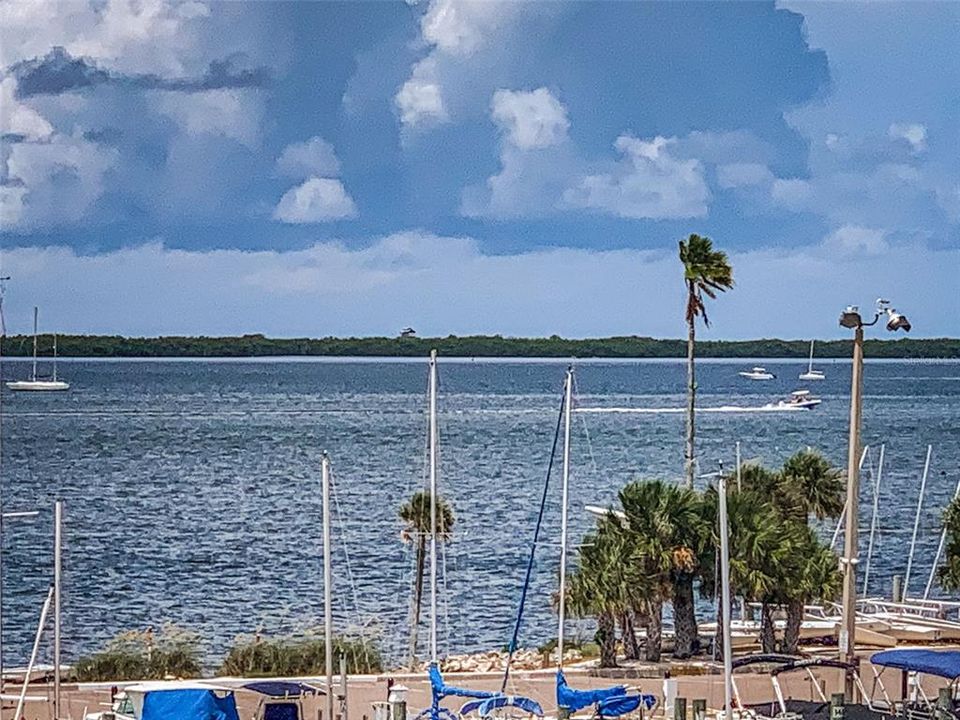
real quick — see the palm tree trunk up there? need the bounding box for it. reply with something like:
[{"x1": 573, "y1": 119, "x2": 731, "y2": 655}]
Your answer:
[
  {"x1": 672, "y1": 573, "x2": 699, "y2": 658},
  {"x1": 645, "y1": 598, "x2": 663, "y2": 662},
  {"x1": 684, "y1": 303, "x2": 696, "y2": 488},
  {"x1": 782, "y1": 598, "x2": 803, "y2": 654},
  {"x1": 621, "y1": 611, "x2": 640, "y2": 660},
  {"x1": 598, "y1": 611, "x2": 617, "y2": 668},
  {"x1": 760, "y1": 602, "x2": 777, "y2": 654},
  {"x1": 407, "y1": 534, "x2": 426, "y2": 669}
]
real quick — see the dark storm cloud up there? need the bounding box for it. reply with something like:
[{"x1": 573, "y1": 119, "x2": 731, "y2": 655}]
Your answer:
[{"x1": 10, "y1": 47, "x2": 270, "y2": 98}]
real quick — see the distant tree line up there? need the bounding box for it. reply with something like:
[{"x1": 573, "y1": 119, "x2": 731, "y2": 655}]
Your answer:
[{"x1": 3, "y1": 333, "x2": 959, "y2": 359}]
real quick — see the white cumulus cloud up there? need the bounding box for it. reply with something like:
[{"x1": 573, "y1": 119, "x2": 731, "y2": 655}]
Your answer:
[
  {"x1": 821, "y1": 225, "x2": 889, "y2": 256},
  {"x1": 888, "y1": 122, "x2": 927, "y2": 154},
  {"x1": 276, "y1": 137, "x2": 341, "y2": 179},
  {"x1": 273, "y1": 177, "x2": 357, "y2": 224},
  {"x1": 394, "y1": 0, "x2": 524, "y2": 129},
  {"x1": 0, "y1": 77, "x2": 53, "y2": 141},
  {"x1": 564, "y1": 135, "x2": 710, "y2": 219},
  {"x1": 491, "y1": 88, "x2": 568, "y2": 150},
  {"x1": 394, "y1": 58, "x2": 448, "y2": 127}
]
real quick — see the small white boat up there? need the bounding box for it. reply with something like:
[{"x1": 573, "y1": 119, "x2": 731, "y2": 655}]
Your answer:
[
  {"x1": 798, "y1": 339, "x2": 825, "y2": 381},
  {"x1": 739, "y1": 366, "x2": 775, "y2": 380},
  {"x1": 765, "y1": 389, "x2": 821, "y2": 410},
  {"x1": 6, "y1": 307, "x2": 69, "y2": 392}
]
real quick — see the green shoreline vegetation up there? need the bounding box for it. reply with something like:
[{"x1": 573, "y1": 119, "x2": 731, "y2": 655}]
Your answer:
[{"x1": 4, "y1": 333, "x2": 960, "y2": 359}]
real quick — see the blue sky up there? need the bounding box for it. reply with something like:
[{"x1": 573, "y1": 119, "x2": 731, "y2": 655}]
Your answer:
[{"x1": 0, "y1": 0, "x2": 957, "y2": 339}]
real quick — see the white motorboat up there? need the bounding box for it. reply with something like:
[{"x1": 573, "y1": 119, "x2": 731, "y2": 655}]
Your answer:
[
  {"x1": 738, "y1": 366, "x2": 775, "y2": 380},
  {"x1": 798, "y1": 339, "x2": 825, "y2": 381},
  {"x1": 6, "y1": 307, "x2": 69, "y2": 391},
  {"x1": 765, "y1": 389, "x2": 821, "y2": 410}
]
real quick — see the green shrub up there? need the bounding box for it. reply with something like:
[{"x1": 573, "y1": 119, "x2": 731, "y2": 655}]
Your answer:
[
  {"x1": 220, "y1": 630, "x2": 382, "y2": 676},
  {"x1": 73, "y1": 625, "x2": 202, "y2": 682}
]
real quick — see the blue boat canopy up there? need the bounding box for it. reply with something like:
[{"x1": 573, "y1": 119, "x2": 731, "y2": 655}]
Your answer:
[
  {"x1": 428, "y1": 664, "x2": 496, "y2": 701},
  {"x1": 142, "y1": 689, "x2": 240, "y2": 720},
  {"x1": 243, "y1": 681, "x2": 322, "y2": 697},
  {"x1": 871, "y1": 650, "x2": 960, "y2": 680},
  {"x1": 556, "y1": 671, "x2": 626, "y2": 712}
]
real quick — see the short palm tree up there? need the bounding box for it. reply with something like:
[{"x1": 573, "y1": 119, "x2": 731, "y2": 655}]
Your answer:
[
  {"x1": 679, "y1": 234, "x2": 733, "y2": 488},
  {"x1": 619, "y1": 479, "x2": 707, "y2": 659},
  {"x1": 565, "y1": 518, "x2": 644, "y2": 668},
  {"x1": 701, "y1": 485, "x2": 795, "y2": 655},
  {"x1": 399, "y1": 490, "x2": 454, "y2": 668},
  {"x1": 937, "y1": 497, "x2": 960, "y2": 592},
  {"x1": 778, "y1": 450, "x2": 844, "y2": 651}
]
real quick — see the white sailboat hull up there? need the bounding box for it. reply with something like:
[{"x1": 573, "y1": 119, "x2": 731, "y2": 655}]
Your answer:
[
  {"x1": 739, "y1": 372, "x2": 775, "y2": 380},
  {"x1": 6, "y1": 380, "x2": 70, "y2": 391},
  {"x1": 798, "y1": 371, "x2": 825, "y2": 381}
]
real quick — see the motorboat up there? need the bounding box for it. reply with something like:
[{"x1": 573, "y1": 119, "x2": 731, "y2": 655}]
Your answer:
[
  {"x1": 798, "y1": 340, "x2": 826, "y2": 381},
  {"x1": 739, "y1": 367, "x2": 776, "y2": 380},
  {"x1": 6, "y1": 306, "x2": 69, "y2": 391},
  {"x1": 764, "y1": 390, "x2": 821, "y2": 410}
]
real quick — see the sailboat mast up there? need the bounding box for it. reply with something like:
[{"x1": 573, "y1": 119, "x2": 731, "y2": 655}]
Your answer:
[
  {"x1": 53, "y1": 334, "x2": 57, "y2": 382},
  {"x1": 808, "y1": 339, "x2": 815, "y2": 373},
  {"x1": 428, "y1": 349, "x2": 438, "y2": 664},
  {"x1": 321, "y1": 453, "x2": 334, "y2": 720},
  {"x1": 31, "y1": 306, "x2": 38, "y2": 382},
  {"x1": 557, "y1": 367, "x2": 573, "y2": 665}
]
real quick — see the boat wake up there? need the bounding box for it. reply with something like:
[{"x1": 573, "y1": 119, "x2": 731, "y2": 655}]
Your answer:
[{"x1": 576, "y1": 404, "x2": 810, "y2": 414}]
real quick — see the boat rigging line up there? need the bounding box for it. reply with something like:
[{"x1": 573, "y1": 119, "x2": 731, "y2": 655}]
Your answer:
[{"x1": 499, "y1": 371, "x2": 566, "y2": 692}]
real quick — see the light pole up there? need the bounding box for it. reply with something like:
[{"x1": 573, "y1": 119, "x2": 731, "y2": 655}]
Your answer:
[{"x1": 838, "y1": 300, "x2": 911, "y2": 700}]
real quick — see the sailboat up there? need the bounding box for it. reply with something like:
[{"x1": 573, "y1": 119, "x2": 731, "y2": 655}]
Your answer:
[
  {"x1": 414, "y1": 350, "x2": 542, "y2": 720},
  {"x1": 798, "y1": 340, "x2": 825, "y2": 381},
  {"x1": 6, "y1": 307, "x2": 69, "y2": 391},
  {"x1": 555, "y1": 368, "x2": 655, "y2": 718}
]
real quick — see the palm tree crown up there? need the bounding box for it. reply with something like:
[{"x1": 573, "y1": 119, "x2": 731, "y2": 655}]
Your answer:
[
  {"x1": 679, "y1": 234, "x2": 734, "y2": 327},
  {"x1": 399, "y1": 490, "x2": 455, "y2": 542}
]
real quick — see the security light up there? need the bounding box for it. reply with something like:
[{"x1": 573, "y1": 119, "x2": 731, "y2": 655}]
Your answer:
[
  {"x1": 839, "y1": 306, "x2": 862, "y2": 329},
  {"x1": 885, "y1": 308, "x2": 911, "y2": 332}
]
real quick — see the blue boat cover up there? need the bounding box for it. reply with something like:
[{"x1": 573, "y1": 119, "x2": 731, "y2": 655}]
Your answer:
[
  {"x1": 243, "y1": 681, "x2": 320, "y2": 697},
  {"x1": 598, "y1": 694, "x2": 657, "y2": 718},
  {"x1": 477, "y1": 696, "x2": 544, "y2": 718},
  {"x1": 429, "y1": 664, "x2": 496, "y2": 700},
  {"x1": 142, "y1": 690, "x2": 240, "y2": 720},
  {"x1": 556, "y1": 671, "x2": 627, "y2": 712},
  {"x1": 871, "y1": 650, "x2": 960, "y2": 680}
]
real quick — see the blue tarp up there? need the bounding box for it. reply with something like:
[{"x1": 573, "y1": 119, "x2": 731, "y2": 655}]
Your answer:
[
  {"x1": 598, "y1": 694, "x2": 656, "y2": 718},
  {"x1": 142, "y1": 690, "x2": 240, "y2": 720},
  {"x1": 556, "y1": 670, "x2": 627, "y2": 712},
  {"x1": 871, "y1": 649, "x2": 960, "y2": 680},
  {"x1": 476, "y1": 696, "x2": 544, "y2": 718},
  {"x1": 429, "y1": 664, "x2": 496, "y2": 700}
]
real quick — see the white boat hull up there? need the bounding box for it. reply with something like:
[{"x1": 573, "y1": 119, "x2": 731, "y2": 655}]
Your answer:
[
  {"x1": 739, "y1": 373, "x2": 775, "y2": 380},
  {"x1": 798, "y1": 371, "x2": 825, "y2": 381},
  {"x1": 6, "y1": 380, "x2": 70, "y2": 391}
]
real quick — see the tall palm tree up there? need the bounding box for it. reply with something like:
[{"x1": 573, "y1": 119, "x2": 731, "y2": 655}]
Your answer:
[
  {"x1": 937, "y1": 496, "x2": 960, "y2": 592},
  {"x1": 678, "y1": 234, "x2": 734, "y2": 488},
  {"x1": 619, "y1": 480, "x2": 707, "y2": 659},
  {"x1": 399, "y1": 490, "x2": 454, "y2": 668}
]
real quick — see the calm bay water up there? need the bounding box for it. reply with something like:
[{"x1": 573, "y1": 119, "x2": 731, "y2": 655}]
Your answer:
[{"x1": 1, "y1": 357, "x2": 958, "y2": 668}]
